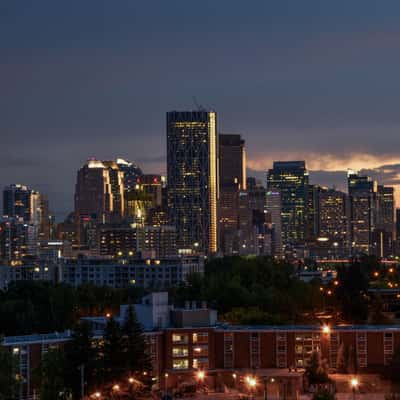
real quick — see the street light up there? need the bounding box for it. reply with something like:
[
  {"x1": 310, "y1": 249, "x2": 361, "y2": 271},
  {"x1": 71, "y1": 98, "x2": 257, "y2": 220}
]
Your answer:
[
  {"x1": 196, "y1": 370, "x2": 205, "y2": 381},
  {"x1": 322, "y1": 325, "x2": 331, "y2": 335},
  {"x1": 351, "y1": 378, "x2": 359, "y2": 400},
  {"x1": 245, "y1": 376, "x2": 257, "y2": 400},
  {"x1": 112, "y1": 384, "x2": 120, "y2": 391}
]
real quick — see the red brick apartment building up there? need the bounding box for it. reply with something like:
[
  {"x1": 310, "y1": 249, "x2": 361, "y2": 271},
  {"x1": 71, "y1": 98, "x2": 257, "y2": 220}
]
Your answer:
[{"x1": 3, "y1": 293, "x2": 400, "y2": 399}]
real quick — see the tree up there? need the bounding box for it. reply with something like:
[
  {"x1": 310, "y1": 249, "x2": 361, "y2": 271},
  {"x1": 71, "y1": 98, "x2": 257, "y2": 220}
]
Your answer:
[
  {"x1": 38, "y1": 348, "x2": 71, "y2": 400},
  {"x1": 305, "y1": 351, "x2": 330, "y2": 384},
  {"x1": 347, "y1": 345, "x2": 357, "y2": 374},
  {"x1": 0, "y1": 342, "x2": 19, "y2": 400},
  {"x1": 336, "y1": 342, "x2": 347, "y2": 373},
  {"x1": 369, "y1": 295, "x2": 391, "y2": 324},
  {"x1": 65, "y1": 321, "x2": 96, "y2": 398},
  {"x1": 122, "y1": 305, "x2": 152, "y2": 374},
  {"x1": 335, "y1": 262, "x2": 369, "y2": 323},
  {"x1": 313, "y1": 389, "x2": 335, "y2": 400},
  {"x1": 101, "y1": 317, "x2": 124, "y2": 382}
]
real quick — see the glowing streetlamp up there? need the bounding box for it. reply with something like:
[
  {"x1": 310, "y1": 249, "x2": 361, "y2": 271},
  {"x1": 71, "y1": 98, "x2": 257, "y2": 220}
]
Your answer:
[
  {"x1": 128, "y1": 377, "x2": 134, "y2": 384},
  {"x1": 322, "y1": 325, "x2": 331, "y2": 335},
  {"x1": 351, "y1": 378, "x2": 359, "y2": 400},
  {"x1": 196, "y1": 370, "x2": 205, "y2": 381},
  {"x1": 245, "y1": 375, "x2": 257, "y2": 399},
  {"x1": 112, "y1": 384, "x2": 120, "y2": 391}
]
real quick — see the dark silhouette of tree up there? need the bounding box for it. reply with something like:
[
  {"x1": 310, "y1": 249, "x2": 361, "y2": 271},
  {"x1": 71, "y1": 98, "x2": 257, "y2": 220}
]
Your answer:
[
  {"x1": 0, "y1": 340, "x2": 19, "y2": 400},
  {"x1": 122, "y1": 305, "x2": 152, "y2": 374},
  {"x1": 305, "y1": 351, "x2": 330, "y2": 384},
  {"x1": 65, "y1": 321, "x2": 96, "y2": 397},
  {"x1": 369, "y1": 294, "x2": 391, "y2": 324},
  {"x1": 101, "y1": 317, "x2": 124, "y2": 383},
  {"x1": 38, "y1": 348, "x2": 71, "y2": 400},
  {"x1": 335, "y1": 261, "x2": 369, "y2": 322},
  {"x1": 336, "y1": 341, "x2": 347, "y2": 373}
]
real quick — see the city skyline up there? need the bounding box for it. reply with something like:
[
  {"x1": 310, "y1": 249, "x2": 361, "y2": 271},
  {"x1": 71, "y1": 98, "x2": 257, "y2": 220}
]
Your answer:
[{"x1": 3, "y1": 1, "x2": 400, "y2": 218}]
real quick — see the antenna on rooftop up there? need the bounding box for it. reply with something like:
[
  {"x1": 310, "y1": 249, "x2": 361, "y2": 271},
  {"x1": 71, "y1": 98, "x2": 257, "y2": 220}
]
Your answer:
[{"x1": 192, "y1": 96, "x2": 206, "y2": 111}]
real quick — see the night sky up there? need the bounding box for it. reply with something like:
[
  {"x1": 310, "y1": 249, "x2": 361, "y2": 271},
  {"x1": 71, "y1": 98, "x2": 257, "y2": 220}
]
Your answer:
[{"x1": 2, "y1": 1, "x2": 400, "y2": 219}]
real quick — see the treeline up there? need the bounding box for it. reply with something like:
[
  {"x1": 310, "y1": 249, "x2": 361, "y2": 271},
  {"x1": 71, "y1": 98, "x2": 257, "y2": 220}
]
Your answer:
[
  {"x1": 0, "y1": 281, "x2": 145, "y2": 336},
  {"x1": 172, "y1": 256, "x2": 325, "y2": 324}
]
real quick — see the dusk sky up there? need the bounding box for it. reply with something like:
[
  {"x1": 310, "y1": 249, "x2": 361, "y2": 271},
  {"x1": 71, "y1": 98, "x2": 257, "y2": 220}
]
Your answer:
[{"x1": 2, "y1": 1, "x2": 400, "y2": 219}]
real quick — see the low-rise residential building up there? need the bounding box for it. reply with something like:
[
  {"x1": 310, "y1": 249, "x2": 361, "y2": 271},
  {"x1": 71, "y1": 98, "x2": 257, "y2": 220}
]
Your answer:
[{"x1": 3, "y1": 292, "x2": 400, "y2": 399}]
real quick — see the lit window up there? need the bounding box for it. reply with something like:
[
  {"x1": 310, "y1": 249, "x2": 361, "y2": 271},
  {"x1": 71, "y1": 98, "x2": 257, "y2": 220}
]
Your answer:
[
  {"x1": 172, "y1": 334, "x2": 188, "y2": 344},
  {"x1": 172, "y1": 347, "x2": 189, "y2": 357},
  {"x1": 173, "y1": 359, "x2": 189, "y2": 370}
]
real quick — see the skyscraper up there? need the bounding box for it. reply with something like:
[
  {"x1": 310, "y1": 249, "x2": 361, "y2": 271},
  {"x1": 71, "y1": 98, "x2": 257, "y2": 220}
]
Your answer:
[
  {"x1": 318, "y1": 188, "x2": 350, "y2": 256},
  {"x1": 3, "y1": 184, "x2": 32, "y2": 222},
  {"x1": 348, "y1": 171, "x2": 377, "y2": 255},
  {"x1": 218, "y1": 134, "x2": 246, "y2": 254},
  {"x1": 116, "y1": 158, "x2": 143, "y2": 192},
  {"x1": 219, "y1": 134, "x2": 246, "y2": 190},
  {"x1": 102, "y1": 160, "x2": 125, "y2": 221},
  {"x1": 74, "y1": 159, "x2": 114, "y2": 245},
  {"x1": 265, "y1": 191, "x2": 282, "y2": 257},
  {"x1": 374, "y1": 185, "x2": 395, "y2": 257},
  {"x1": 167, "y1": 111, "x2": 218, "y2": 254},
  {"x1": 266, "y1": 161, "x2": 309, "y2": 249}
]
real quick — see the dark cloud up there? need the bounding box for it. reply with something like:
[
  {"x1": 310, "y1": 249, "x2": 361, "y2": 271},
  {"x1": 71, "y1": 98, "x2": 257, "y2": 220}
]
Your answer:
[{"x1": 2, "y1": 1, "x2": 400, "y2": 217}]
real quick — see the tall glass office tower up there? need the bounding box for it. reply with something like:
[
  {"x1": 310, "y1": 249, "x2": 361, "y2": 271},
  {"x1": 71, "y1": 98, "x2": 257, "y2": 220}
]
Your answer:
[
  {"x1": 167, "y1": 111, "x2": 218, "y2": 254},
  {"x1": 267, "y1": 161, "x2": 309, "y2": 249}
]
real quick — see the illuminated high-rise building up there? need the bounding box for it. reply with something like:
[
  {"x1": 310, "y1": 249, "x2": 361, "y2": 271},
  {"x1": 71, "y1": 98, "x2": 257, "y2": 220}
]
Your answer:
[
  {"x1": 348, "y1": 171, "x2": 377, "y2": 255},
  {"x1": 376, "y1": 185, "x2": 395, "y2": 236},
  {"x1": 167, "y1": 111, "x2": 218, "y2": 254},
  {"x1": 266, "y1": 161, "x2": 309, "y2": 249},
  {"x1": 219, "y1": 134, "x2": 246, "y2": 190},
  {"x1": 116, "y1": 158, "x2": 143, "y2": 192},
  {"x1": 374, "y1": 185, "x2": 395, "y2": 257},
  {"x1": 265, "y1": 191, "x2": 282, "y2": 257},
  {"x1": 318, "y1": 188, "x2": 350, "y2": 256},
  {"x1": 74, "y1": 159, "x2": 114, "y2": 245},
  {"x1": 218, "y1": 134, "x2": 246, "y2": 254},
  {"x1": 102, "y1": 160, "x2": 125, "y2": 221},
  {"x1": 3, "y1": 184, "x2": 32, "y2": 222}
]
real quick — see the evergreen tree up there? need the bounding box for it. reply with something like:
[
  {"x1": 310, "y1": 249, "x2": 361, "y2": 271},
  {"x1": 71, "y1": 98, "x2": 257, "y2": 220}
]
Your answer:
[
  {"x1": 38, "y1": 348, "x2": 71, "y2": 400},
  {"x1": 347, "y1": 345, "x2": 357, "y2": 374},
  {"x1": 370, "y1": 295, "x2": 390, "y2": 324},
  {"x1": 336, "y1": 341, "x2": 347, "y2": 373},
  {"x1": 122, "y1": 305, "x2": 152, "y2": 373},
  {"x1": 65, "y1": 321, "x2": 96, "y2": 397},
  {"x1": 0, "y1": 341, "x2": 19, "y2": 400},
  {"x1": 305, "y1": 351, "x2": 330, "y2": 384},
  {"x1": 101, "y1": 316, "x2": 124, "y2": 382}
]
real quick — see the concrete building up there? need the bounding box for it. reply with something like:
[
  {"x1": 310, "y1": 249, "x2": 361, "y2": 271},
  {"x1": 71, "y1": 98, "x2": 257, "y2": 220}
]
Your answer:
[
  {"x1": 98, "y1": 224, "x2": 177, "y2": 259},
  {"x1": 58, "y1": 256, "x2": 204, "y2": 289}
]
